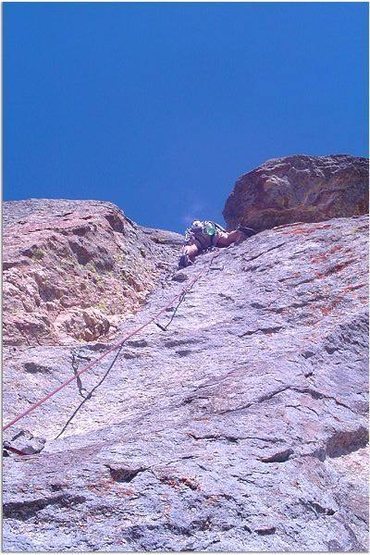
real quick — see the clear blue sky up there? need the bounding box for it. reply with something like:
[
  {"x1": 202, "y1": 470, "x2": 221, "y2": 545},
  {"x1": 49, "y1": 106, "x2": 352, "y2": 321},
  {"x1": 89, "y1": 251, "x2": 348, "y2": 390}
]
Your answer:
[{"x1": 4, "y1": 2, "x2": 369, "y2": 232}]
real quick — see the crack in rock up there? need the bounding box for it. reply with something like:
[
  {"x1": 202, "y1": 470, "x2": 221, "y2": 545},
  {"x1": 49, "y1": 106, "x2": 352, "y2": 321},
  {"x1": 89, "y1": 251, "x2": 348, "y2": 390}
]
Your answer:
[
  {"x1": 259, "y1": 448, "x2": 294, "y2": 463},
  {"x1": 104, "y1": 464, "x2": 148, "y2": 483},
  {"x1": 239, "y1": 325, "x2": 284, "y2": 337},
  {"x1": 300, "y1": 498, "x2": 336, "y2": 517},
  {"x1": 3, "y1": 494, "x2": 86, "y2": 521}
]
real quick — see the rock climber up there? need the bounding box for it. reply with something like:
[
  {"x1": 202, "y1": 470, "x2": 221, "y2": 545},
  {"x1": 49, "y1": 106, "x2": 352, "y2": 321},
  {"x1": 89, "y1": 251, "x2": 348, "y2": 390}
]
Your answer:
[{"x1": 179, "y1": 220, "x2": 256, "y2": 268}]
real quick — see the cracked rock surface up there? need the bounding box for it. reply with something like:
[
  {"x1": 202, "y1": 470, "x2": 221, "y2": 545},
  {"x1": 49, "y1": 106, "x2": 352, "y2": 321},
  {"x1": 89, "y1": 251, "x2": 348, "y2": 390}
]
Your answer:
[{"x1": 3, "y1": 210, "x2": 368, "y2": 551}]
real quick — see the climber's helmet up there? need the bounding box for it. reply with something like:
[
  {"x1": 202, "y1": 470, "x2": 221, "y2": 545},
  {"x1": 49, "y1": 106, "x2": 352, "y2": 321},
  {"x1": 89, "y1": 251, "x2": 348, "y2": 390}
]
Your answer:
[{"x1": 190, "y1": 220, "x2": 203, "y2": 232}]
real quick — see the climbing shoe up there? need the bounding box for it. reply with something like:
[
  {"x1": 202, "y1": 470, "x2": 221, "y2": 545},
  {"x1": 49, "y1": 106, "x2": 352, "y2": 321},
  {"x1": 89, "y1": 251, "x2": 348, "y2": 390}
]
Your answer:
[
  {"x1": 178, "y1": 254, "x2": 193, "y2": 269},
  {"x1": 237, "y1": 225, "x2": 257, "y2": 238}
]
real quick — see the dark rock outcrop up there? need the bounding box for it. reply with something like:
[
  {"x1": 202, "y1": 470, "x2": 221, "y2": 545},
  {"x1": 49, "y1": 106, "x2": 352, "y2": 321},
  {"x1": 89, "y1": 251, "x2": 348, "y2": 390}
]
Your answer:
[
  {"x1": 3, "y1": 199, "x2": 182, "y2": 346},
  {"x1": 223, "y1": 155, "x2": 368, "y2": 231},
  {"x1": 3, "y1": 209, "x2": 368, "y2": 551}
]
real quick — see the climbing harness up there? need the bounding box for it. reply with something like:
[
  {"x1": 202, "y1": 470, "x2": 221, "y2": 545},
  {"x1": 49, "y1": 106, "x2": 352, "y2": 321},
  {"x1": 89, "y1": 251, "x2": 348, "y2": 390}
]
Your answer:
[
  {"x1": 185, "y1": 220, "x2": 226, "y2": 252},
  {"x1": 3, "y1": 249, "x2": 222, "y2": 450}
]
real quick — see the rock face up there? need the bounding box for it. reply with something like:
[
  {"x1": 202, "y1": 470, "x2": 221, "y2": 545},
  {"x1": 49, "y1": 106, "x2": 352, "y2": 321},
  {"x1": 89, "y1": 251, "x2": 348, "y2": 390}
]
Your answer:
[
  {"x1": 3, "y1": 200, "x2": 182, "y2": 346},
  {"x1": 3, "y1": 207, "x2": 368, "y2": 551},
  {"x1": 223, "y1": 155, "x2": 368, "y2": 231}
]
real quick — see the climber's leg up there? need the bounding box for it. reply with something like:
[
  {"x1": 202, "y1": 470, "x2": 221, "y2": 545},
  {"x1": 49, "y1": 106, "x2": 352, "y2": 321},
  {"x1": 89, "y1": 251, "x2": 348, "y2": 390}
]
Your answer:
[
  {"x1": 178, "y1": 243, "x2": 200, "y2": 268},
  {"x1": 183, "y1": 243, "x2": 199, "y2": 260}
]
